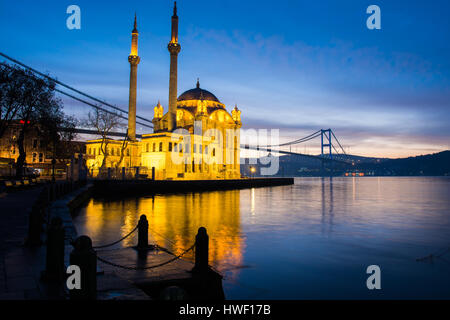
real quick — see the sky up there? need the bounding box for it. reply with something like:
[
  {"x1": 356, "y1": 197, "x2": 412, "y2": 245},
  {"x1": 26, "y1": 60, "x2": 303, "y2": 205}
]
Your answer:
[{"x1": 1, "y1": 0, "x2": 449, "y2": 158}]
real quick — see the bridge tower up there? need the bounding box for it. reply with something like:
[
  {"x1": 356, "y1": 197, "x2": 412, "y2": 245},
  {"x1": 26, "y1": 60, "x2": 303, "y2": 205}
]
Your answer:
[
  {"x1": 321, "y1": 129, "x2": 332, "y2": 175},
  {"x1": 127, "y1": 14, "x2": 140, "y2": 141},
  {"x1": 321, "y1": 129, "x2": 332, "y2": 160}
]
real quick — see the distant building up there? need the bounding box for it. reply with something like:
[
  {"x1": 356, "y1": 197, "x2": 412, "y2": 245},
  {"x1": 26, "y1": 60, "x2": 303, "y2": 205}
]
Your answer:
[
  {"x1": 86, "y1": 3, "x2": 242, "y2": 180},
  {"x1": 0, "y1": 120, "x2": 85, "y2": 177}
]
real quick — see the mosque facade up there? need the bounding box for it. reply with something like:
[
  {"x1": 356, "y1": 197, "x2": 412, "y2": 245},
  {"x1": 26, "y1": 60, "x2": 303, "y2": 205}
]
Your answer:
[{"x1": 86, "y1": 2, "x2": 242, "y2": 180}]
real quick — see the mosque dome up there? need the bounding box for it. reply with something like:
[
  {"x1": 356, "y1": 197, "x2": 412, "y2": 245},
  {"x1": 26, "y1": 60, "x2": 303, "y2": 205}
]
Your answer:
[{"x1": 177, "y1": 79, "x2": 221, "y2": 103}]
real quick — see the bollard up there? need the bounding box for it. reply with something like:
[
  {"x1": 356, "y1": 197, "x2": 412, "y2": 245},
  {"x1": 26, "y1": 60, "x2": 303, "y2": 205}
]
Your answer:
[
  {"x1": 25, "y1": 204, "x2": 43, "y2": 246},
  {"x1": 107, "y1": 167, "x2": 111, "y2": 180},
  {"x1": 70, "y1": 236, "x2": 97, "y2": 300},
  {"x1": 137, "y1": 215, "x2": 149, "y2": 249},
  {"x1": 45, "y1": 185, "x2": 51, "y2": 204},
  {"x1": 152, "y1": 167, "x2": 155, "y2": 180},
  {"x1": 122, "y1": 167, "x2": 125, "y2": 180},
  {"x1": 49, "y1": 183, "x2": 55, "y2": 201},
  {"x1": 135, "y1": 167, "x2": 140, "y2": 179},
  {"x1": 43, "y1": 217, "x2": 65, "y2": 281},
  {"x1": 193, "y1": 227, "x2": 209, "y2": 273},
  {"x1": 55, "y1": 183, "x2": 60, "y2": 198}
]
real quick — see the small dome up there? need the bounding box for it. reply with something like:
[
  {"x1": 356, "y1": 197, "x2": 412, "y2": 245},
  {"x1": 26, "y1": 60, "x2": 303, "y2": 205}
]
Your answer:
[{"x1": 177, "y1": 79, "x2": 220, "y2": 103}]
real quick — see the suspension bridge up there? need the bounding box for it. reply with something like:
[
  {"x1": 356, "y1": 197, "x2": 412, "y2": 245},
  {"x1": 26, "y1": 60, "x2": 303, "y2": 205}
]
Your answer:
[{"x1": 1, "y1": 52, "x2": 352, "y2": 166}]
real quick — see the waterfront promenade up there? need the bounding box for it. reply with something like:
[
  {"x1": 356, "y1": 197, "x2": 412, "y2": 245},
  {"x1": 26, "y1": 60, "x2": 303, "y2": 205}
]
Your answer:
[
  {"x1": 0, "y1": 183, "x2": 151, "y2": 300},
  {"x1": 0, "y1": 181, "x2": 225, "y2": 300},
  {"x1": 0, "y1": 186, "x2": 45, "y2": 299}
]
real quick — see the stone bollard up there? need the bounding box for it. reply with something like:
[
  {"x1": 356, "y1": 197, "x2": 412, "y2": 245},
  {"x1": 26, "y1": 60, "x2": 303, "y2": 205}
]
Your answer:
[
  {"x1": 70, "y1": 236, "x2": 97, "y2": 300},
  {"x1": 25, "y1": 204, "x2": 43, "y2": 246},
  {"x1": 193, "y1": 227, "x2": 209, "y2": 273},
  {"x1": 135, "y1": 167, "x2": 140, "y2": 179},
  {"x1": 49, "y1": 183, "x2": 55, "y2": 201},
  {"x1": 39, "y1": 186, "x2": 49, "y2": 207},
  {"x1": 137, "y1": 215, "x2": 149, "y2": 249},
  {"x1": 45, "y1": 185, "x2": 51, "y2": 204},
  {"x1": 43, "y1": 217, "x2": 65, "y2": 281},
  {"x1": 55, "y1": 183, "x2": 60, "y2": 198}
]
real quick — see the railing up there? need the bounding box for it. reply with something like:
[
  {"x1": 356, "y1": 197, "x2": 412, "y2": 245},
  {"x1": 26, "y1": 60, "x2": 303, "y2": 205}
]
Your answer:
[
  {"x1": 87, "y1": 167, "x2": 150, "y2": 180},
  {"x1": 26, "y1": 180, "x2": 88, "y2": 246},
  {"x1": 43, "y1": 212, "x2": 212, "y2": 300}
]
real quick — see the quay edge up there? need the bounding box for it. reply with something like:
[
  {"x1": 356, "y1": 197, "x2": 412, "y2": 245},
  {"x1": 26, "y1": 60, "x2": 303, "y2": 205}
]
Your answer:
[{"x1": 93, "y1": 177, "x2": 295, "y2": 196}]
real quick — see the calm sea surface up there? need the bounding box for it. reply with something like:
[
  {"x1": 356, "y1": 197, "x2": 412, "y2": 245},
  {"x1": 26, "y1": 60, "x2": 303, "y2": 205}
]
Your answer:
[{"x1": 73, "y1": 177, "x2": 450, "y2": 299}]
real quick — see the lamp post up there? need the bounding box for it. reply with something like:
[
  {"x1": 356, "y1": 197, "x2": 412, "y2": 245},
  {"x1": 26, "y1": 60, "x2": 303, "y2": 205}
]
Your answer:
[
  {"x1": 51, "y1": 158, "x2": 56, "y2": 182},
  {"x1": 250, "y1": 166, "x2": 256, "y2": 179}
]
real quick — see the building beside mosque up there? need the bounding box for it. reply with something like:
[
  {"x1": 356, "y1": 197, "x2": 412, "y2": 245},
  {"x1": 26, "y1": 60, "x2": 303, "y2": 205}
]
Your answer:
[{"x1": 86, "y1": 2, "x2": 242, "y2": 180}]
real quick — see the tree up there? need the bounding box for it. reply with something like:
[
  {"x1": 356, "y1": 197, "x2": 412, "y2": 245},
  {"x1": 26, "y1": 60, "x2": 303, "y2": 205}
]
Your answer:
[
  {"x1": 0, "y1": 63, "x2": 26, "y2": 139},
  {"x1": 0, "y1": 63, "x2": 76, "y2": 178},
  {"x1": 116, "y1": 129, "x2": 130, "y2": 170},
  {"x1": 83, "y1": 108, "x2": 124, "y2": 171}
]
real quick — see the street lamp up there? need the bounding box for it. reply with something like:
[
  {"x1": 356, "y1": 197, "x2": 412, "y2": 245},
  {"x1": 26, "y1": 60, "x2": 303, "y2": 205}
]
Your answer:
[
  {"x1": 51, "y1": 158, "x2": 56, "y2": 182},
  {"x1": 250, "y1": 166, "x2": 256, "y2": 178}
]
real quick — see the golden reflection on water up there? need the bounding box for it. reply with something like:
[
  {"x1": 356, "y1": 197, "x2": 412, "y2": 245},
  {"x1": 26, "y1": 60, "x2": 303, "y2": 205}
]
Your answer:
[{"x1": 80, "y1": 190, "x2": 244, "y2": 275}]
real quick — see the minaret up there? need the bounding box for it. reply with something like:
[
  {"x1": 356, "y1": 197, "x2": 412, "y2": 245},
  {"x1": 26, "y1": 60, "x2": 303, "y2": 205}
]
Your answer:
[
  {"x1": 127, "y1": 13, "x2": 140, "y2": 141},
  {"x1": 167, "y1": 1, "x2": 181, "y2": 132}
]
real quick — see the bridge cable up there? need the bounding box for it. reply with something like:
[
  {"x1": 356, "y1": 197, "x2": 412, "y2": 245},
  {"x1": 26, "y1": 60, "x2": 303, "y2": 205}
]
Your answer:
[
  {"x1": 254, "y1": 130, "x2": 322, "y2": 148},
  {"x1": 0, "y1": 52, "x2": 153, "y2": 124},
  {"x1": 331, "y1": 130, "x2": 347, "y2": 155},
  {"x1": 54, "y1": 87, "x2": 153, "y2": 128}
]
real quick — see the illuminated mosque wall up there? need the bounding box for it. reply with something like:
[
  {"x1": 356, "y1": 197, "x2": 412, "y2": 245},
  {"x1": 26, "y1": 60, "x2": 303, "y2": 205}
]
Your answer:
[{"x1": 86, "y1": 2, "x2": 242, "y2": 180}]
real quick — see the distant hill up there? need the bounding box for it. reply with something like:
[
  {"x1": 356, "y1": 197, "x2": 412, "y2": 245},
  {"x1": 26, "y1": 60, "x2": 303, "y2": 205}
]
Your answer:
[
  {"x1": 358, "y1": 150, "x2": 450, "y2": 176},
  {"x1": 241, "y1": 150, "x2": 450, "y2": 177}
]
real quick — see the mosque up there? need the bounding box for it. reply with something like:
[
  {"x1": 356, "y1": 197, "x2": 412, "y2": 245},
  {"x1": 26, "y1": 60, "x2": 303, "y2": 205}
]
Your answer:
[{"x1": 86, "y1": 2, "x2": 242, "y2": 180}]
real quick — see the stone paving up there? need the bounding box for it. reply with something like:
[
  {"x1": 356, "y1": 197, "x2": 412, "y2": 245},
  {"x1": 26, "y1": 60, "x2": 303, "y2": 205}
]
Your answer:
[
  {"x1": 0, "y1": 186, "x2": 45, "y2": 299},
  {"x1": 0, "y1": 184, "x2": 150, "y2": 300}
]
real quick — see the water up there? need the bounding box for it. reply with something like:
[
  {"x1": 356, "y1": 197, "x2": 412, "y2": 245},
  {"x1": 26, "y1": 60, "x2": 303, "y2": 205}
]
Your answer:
[{"x1": 73, "y1": 177, "x2": 450, "y2": 299}]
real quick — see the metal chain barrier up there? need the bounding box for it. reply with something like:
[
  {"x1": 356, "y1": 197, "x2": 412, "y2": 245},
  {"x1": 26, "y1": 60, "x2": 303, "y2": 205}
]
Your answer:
[
  {"x1": 148, "y1": 226, "x2": 177, "y2": 246},
  {"x1": 96, "y1": 243, "x2": 195, "y2": 270},
  {"x1": 92, "y1": 225, "x2": 139, "y2": 249}
]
